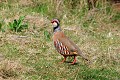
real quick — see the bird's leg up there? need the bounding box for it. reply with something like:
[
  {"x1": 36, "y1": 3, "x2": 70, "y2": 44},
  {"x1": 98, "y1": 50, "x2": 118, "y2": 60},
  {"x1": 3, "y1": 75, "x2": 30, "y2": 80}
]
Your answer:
[
  {"x1": 59, "y1": 56, "x2": 67, "y2": 63},
  {"x1": 71, "y1": 56, "x2": 76, "y2": 65}
]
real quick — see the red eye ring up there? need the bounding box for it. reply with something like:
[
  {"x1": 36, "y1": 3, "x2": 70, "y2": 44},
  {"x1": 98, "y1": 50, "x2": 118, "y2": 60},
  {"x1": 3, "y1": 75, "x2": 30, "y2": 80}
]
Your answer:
[{"x1": 51, "y1": 20, "x2": 58, "y2": 23}]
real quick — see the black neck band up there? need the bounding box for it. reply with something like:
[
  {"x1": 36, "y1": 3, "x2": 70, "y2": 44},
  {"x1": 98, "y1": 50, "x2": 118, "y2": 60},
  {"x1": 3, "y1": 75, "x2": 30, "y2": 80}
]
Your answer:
[{"x1": 53, "y1": 24, "x2": 60, "y2": 32}]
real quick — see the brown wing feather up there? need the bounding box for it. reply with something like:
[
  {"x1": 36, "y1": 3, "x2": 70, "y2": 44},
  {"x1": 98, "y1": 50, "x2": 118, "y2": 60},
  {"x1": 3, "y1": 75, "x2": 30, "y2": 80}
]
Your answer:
[{"x1": 53, "y1": 31, "x2": 88, "y2": 60}]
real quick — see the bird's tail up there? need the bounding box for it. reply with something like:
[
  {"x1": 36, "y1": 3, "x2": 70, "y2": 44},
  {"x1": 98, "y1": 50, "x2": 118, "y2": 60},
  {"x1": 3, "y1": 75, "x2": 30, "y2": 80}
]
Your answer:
[
  {"x1": 77, "y1": 50, "x2": 89, "y2": 61},
  {"x1": 80, "y1": 53, "x2": 88, "y2": 61}
]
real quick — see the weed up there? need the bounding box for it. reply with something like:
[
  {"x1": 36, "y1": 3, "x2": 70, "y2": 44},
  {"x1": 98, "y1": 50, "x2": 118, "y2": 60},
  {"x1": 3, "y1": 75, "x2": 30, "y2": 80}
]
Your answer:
[
  {"x1": 8, "y1": 16, "x2": 28, "y2": 32},
  {"x1": 0, "y1": 23, "x2": 2, "y2": 30},
  {"x1": 44, "y1": 30, "x2": 51, "y2": 41},
  {"x1": 0, "y1": 22, "x2": 5, "y2": 32},
  {"x1": 111, "y1": 12, "x2": 120, "y2": 22}
]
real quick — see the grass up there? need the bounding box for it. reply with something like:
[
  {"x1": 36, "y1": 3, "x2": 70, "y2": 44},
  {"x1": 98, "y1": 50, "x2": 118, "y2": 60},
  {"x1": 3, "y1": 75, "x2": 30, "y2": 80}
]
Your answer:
[{"x1": 0, "y1": 0, "x2": 120, "y2": 80}]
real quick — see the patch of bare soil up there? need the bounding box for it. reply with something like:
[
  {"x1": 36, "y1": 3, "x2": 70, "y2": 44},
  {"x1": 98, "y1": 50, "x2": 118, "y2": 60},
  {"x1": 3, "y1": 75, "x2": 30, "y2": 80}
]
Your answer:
[
  {"x1": 19, "y1": 0, "x2": 33, "y2": 6},
  {"x1": 0, "y1": 60, "x2": 22, "y2": 79},
  {"x1": 5, "y1": 34, "x2": 31, "y2": 45},
  {"x1": 25, "y1": 15, "x2": 49, "y2": 27},
  {"x1": 0, "y1": 59, "x2": 34, "y2": 79}
]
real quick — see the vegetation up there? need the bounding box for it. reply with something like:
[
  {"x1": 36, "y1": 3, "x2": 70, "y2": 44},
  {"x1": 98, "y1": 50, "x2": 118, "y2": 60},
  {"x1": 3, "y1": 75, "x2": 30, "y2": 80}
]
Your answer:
[
  {"x1": 8, "y1": 16, "x2": 28, "y2": 32},
  {"x1": 0, "y1": 0, "x2": 120, "y2": 80}
]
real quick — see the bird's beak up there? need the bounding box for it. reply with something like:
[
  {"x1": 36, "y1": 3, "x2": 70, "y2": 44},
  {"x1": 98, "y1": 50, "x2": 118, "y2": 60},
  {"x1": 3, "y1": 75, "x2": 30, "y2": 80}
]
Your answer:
[{"x1": 51, "y1": 21, "x2": 54, "y2": 23}]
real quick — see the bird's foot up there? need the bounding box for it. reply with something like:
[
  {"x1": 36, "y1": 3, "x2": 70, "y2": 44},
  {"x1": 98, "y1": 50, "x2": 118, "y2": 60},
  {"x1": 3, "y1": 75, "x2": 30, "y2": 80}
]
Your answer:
[
  {"x1": 59, "y1": 57, "x2": 66, "y2": 64},
  {"x1": 71, "y1": 60, "x2": 76, "y2": 65},
  {"x1": 71, "y1": 56, "x2": 76, "y2": 65}
]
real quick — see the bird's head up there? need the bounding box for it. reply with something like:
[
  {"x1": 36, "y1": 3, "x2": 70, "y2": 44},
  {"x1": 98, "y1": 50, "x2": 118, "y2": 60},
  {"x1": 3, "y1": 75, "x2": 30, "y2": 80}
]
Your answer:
[
  {"x1": 51, "y1": 19, "x2": 60, "y2": 27},
  {"x1": 51, "y1": 19, "x2": 61, "y2": 32}
]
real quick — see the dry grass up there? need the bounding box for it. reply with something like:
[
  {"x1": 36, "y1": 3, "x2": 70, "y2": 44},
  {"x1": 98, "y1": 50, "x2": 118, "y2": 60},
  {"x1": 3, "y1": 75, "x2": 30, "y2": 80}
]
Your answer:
[{"x1": 0, "y1": 0, "x2": 120, "y2": 80}]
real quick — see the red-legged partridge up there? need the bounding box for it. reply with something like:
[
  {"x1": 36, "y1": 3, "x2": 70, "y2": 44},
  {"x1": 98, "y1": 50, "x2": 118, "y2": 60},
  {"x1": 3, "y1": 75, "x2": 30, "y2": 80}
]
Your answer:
[{"x1": 51, "y1": 19, "x2": 88, "y2": 64}]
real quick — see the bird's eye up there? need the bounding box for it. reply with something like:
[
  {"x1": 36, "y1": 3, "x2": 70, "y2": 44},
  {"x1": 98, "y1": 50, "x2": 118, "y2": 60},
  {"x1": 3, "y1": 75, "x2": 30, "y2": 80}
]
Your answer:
[{"x1": 54, "y1": 21, "x2": 57, "y2": 23}]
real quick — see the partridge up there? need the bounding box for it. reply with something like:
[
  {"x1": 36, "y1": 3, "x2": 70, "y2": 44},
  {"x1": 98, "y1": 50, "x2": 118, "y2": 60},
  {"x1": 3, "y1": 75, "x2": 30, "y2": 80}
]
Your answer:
[{"x1": 51, "y1": 19, "x2": 88, "y2": 64}]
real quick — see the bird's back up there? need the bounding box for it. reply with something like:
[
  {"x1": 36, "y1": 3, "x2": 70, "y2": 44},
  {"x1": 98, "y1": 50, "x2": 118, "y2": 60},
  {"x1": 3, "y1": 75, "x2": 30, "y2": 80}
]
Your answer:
[{"x1": 53, "y1": 31, "x2": 82, "y2": 55}]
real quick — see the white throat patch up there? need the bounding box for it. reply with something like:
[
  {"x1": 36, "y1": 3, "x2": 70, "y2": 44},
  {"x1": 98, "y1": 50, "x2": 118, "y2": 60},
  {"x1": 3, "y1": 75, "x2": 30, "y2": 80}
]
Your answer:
[{"x1": 53, "y1": 22, "x2": 58, "y2": 27}]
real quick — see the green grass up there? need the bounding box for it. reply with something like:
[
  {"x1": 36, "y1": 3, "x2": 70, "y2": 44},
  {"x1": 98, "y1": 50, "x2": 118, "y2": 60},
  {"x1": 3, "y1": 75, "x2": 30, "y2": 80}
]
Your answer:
[{"x1": 0, "y1": 0, "x2": 120, "y2": 80}]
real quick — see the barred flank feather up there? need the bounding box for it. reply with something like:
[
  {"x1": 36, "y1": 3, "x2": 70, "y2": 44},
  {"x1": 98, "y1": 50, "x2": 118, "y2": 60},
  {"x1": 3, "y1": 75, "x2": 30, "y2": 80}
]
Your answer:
[{"x1": 54, "y1": 40, "x2": 70, "y2": 55}]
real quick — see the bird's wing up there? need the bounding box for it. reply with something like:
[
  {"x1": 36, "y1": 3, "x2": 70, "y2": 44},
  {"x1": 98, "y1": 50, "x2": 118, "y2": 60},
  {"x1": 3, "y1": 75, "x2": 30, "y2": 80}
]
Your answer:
[{"x1": 58, "y1": 34, "x2": 88, "y2": 60}]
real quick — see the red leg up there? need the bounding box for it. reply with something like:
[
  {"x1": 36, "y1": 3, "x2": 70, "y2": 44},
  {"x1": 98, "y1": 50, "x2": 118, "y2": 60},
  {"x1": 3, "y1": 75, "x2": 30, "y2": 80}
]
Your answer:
[
  {"x1": 59, "y1": 56, "x2": 67, "y2": 64},
  {"x1": 71, "y1": 56, "x2": 76, "y2": 65}
]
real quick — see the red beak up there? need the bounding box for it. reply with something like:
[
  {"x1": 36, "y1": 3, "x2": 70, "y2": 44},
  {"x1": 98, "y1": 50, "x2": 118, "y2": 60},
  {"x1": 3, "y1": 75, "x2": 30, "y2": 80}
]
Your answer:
[{"x1": 51, "y1": 21, "x2": 54, "y2": 23}]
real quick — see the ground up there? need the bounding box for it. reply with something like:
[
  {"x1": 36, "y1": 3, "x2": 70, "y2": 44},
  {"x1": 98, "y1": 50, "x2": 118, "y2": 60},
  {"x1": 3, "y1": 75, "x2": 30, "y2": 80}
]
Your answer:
[{"x1": 0, "y1": 0, "x2": 120, "y2": 80}]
